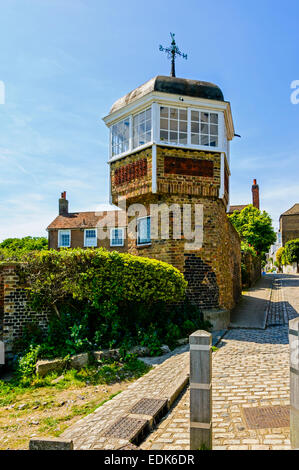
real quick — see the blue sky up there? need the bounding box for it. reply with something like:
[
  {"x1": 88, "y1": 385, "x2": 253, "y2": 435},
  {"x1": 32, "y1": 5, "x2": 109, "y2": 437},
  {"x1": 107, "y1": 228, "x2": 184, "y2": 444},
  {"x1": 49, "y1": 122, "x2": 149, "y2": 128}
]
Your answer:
[{"x1": 0, "y1": 0, "x2": 299, "y2": 241}]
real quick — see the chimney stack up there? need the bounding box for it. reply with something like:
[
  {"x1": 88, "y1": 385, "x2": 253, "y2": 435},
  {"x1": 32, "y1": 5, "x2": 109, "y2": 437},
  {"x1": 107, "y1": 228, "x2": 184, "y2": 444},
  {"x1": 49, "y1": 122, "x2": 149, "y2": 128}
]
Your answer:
[
  {"x1": 252, "y1": 179, "x2": 260, "y2": 210},
  {"x1": 59, "y1": 191, "x2": 69, "y2": 216}
]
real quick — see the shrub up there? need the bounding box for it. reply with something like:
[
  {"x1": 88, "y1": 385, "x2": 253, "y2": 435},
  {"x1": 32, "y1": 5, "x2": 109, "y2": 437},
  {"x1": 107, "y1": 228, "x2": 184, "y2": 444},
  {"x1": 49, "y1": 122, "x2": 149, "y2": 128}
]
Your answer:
[
  {"x1": 284, "y1": 239, "x2": 299, "y2": 266},
  {"x1": 19, "y1": 248, "x2": 187, "y2": 313},
  {"x1": 13, "y1": 248, "x2": 199, "y2": 361},
  {"x1": 16, "y1": 345, "x2": 40, "y2": 382}
]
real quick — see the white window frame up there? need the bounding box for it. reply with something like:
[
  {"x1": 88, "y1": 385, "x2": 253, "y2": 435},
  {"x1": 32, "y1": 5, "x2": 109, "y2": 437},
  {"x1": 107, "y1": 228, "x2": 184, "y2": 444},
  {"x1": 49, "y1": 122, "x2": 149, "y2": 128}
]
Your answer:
[
  {"x1": 110, "y1": 227, "x2": 125, "y2": 247},
  {"x1": 159, "y1": 105, "x2": 188, "y2": 147},
  {"x1": 58, "y1": 229, "x2": 71, "y2": 248},
  {"x1": 84, "y1": 228, "x2": 97, "y2": 248},
  {"x1": 108, "y1": 104, "x2": 225, "y2": 161},
  {"x1": 111, "y1": 116, "x2": 131, "y2": 157},
  {"x1": 133, "y1": 107, "x2": 152, "y2": 150},
  {"x1": 137, "y1": 216, "x2": 151, "y2": 246}
]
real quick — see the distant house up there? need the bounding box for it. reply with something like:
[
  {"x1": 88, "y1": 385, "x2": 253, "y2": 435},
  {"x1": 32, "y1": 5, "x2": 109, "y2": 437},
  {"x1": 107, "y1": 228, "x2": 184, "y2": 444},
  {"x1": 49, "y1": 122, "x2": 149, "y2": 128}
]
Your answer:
[
  {"x1": 227, "y1": 179, "x2": 260, "y2": 215},
  {"x1": 279, "y1": 203, "x2": 299, "y2": 246},
  {"x1": 47, "y1": 192, "x2": 127, "y2": 252}
]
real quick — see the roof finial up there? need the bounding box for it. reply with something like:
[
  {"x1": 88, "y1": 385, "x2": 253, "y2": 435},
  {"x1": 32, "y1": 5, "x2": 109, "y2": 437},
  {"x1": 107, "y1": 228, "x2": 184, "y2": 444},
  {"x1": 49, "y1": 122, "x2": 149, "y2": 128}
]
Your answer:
[{"x1": 159, "y1": 33, "x2": 187, "y2": 78}]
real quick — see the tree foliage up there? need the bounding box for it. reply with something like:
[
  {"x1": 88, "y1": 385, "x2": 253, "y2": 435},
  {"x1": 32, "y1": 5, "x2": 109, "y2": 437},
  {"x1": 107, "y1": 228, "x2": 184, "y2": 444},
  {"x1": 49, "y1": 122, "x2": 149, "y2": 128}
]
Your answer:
[
  {"x1": 275, "y1": 246, "x2": 285, "y2": 267},
  {"x1": 0, "y1": 236, "x2": 48, "y2": 261},
  {"x1": 228, "y1": 205, "x2": 276, "y2": 255},
  {"x1": 284, "y1": 239, "x2": 299, "y2": 266}
]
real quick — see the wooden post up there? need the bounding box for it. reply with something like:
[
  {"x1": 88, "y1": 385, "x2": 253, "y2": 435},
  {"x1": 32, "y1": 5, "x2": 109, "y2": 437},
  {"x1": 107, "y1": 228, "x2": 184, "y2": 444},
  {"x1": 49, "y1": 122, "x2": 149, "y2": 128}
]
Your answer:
[
  {"x1": 289, "y1": 317, "x2": 299, "y2": 449},
  {"x1": 189, "y1": 330, "x2": 212, "y2": 450}
]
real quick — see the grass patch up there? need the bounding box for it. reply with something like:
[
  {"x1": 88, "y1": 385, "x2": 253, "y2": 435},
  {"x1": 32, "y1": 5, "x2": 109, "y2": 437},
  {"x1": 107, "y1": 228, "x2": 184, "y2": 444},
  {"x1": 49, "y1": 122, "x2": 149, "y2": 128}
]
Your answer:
[
  {"x1": 37, "y1": 391, "x2": 122, "y2": 436},
  {"x1": 0, "y1": 357, "x2": 150, "y2": 406}
]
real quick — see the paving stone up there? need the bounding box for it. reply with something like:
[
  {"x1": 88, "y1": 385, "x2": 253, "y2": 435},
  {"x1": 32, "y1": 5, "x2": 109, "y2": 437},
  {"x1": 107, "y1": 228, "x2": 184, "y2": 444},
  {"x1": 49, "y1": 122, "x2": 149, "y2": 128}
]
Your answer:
[
  {"x1": 141, "y1": 275, "x2": 297, "y2": 451},
  {"x1": 50, "y1": 275, "x2": 297, "y2": 451}
]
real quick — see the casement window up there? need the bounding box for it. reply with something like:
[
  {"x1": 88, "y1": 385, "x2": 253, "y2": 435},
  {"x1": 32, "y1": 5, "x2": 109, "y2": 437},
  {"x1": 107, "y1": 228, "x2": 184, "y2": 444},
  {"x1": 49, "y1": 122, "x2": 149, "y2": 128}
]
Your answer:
[
  {"x1": 84, "y1": 229, "x2": 97, "y2": 247},
  {"x1": 160, "y1": 106, "x2": 188, "y2": 145},
  {"x1": 111, "y1": 117, "x2": 130, "y2": 156},
  {"x1": 58, "y1": 230, "x2": 71, "y2": 248},
  {"x1": 133, "y1": 108, "x2": 152, "y2": 149},
  {"x1": 190, "y1": 110, "x2": 219, "y2": 147},
  {"x1": 137, "y1": 216, "x2": 151, "y2": 246},
  {"x1": 109, "y1": 105, "x2": 221, "y2": 159},
  {"x1": 110, "y1": 227, "x2": 125, "y2": 247}
]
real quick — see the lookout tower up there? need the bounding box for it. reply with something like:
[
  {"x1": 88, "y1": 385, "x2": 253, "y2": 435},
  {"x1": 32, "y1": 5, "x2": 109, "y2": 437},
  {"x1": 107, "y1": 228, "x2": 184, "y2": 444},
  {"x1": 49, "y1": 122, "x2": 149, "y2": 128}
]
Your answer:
[{"x1": 103, "y1": 75, "x2": 241, "y2": 319}]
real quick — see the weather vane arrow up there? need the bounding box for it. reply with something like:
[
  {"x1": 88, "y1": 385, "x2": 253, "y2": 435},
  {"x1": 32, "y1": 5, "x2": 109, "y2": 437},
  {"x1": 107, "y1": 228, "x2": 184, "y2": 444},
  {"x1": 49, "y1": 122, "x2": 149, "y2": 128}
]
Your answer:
[{"x1": 159, "y1": 33, "x2": 187, "y2": 78}]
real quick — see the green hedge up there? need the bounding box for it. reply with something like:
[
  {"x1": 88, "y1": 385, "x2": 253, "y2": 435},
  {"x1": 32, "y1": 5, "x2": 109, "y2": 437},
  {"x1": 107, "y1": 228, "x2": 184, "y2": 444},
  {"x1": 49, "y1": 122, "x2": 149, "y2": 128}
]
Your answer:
[
  {"x1": 15, "y1": 249, "x2": 211, "y2": 360},
  {"x1": 20, "y1": 248, "x2": 187, "y2": 309}
]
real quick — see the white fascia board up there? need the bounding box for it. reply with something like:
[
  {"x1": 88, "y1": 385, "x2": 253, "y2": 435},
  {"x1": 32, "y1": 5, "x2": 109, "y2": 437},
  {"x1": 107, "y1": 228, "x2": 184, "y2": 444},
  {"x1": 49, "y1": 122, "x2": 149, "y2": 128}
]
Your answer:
[
  {"x1": 219, "y1": 153, "x2": 225, "y2": 199},
  {"x1": 103, "y1": 91, "x2": 235, "y2": 140}
]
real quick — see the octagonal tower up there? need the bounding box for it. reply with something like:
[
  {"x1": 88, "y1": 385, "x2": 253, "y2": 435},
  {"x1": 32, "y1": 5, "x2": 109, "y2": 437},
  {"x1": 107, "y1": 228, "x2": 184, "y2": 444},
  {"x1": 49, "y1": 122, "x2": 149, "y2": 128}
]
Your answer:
[{"x1": 103, "y1": 76, "x2": 241, "y2": 319}]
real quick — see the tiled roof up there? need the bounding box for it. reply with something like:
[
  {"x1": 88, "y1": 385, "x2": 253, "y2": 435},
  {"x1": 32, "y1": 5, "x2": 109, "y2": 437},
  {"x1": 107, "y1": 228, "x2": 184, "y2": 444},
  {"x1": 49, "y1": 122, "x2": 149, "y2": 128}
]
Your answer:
[
  {"x1": 47, "y1": 210, "x2": 126, "y2": 230},
  {"x1": 227, "y1": 204, "x2": 248, "y2": 214},
  {"x1": 280, "y1": 204, "x2": 299, "y2": 217}
]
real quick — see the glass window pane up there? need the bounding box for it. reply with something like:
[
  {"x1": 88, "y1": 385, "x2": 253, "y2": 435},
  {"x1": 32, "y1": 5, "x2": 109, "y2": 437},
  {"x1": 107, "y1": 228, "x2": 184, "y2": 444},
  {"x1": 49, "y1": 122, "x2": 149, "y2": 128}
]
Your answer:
[
  {"x1": 201, "y1": 123, "x2": 208, "y2": 133},
  {"x1": 201, "y1": 112, "x2": 209, "y2": 123},
  {"x1": 170, "y1": 120, "x2": 178, "y2": 131},
  {"x1": 138, "y1": 217, "x2": 151, "y2": 245},
  {"x1": 191, "y1": 122, "x2": 199, "y2": 133},
  {"x1": 191, "y1": 111, "x2": 199, "y2": 122},
  {"x1": 179, "y1": 109, "x2": 187, "y2": 120},
  {"x1": 179, "y1": 121, "x2": 187, "y2": 132},
  {"x1": 201, "y1": 135, "x2": 209, "y2": 146},
  {"x1": 160, "y1": 106, "x2": 168, "y2": 118},
  {"x1": 179, "y1": 133, "x2": 187, "y2": 144},
  {"x1": 160, "y1": 130, "x2": 168, "y2": 141},
  {"x1": 209, "y1": 137, "x2": 218, "y2": 147},
  {"x1": 170, "y1": 131, "x2": 178, "y2": 142},
  {"x1": 210, "y1": 113, "x2": 218, "y2": 124},
  {"x1": 169, "y1": 108, "x2": 178, "y2": 119},
  {"x1": 111, "y1": 228, "x2": 124, "y2": 246},
  {"x1": 160, "y1": 118, "x2": 168, "y2": 130},
  {"x1": 133, "y1": 108, "x2": 152, "y2": 149},
  {"x1": 146, "y1": 108, "x2": 151, "y2": 120},
  {"x1": 191, "y1": 133, "x2": 199, "y2": 145},
  {"x1": 111, "y1": 117, "x2": 130, "y2": 156},
  {"x1": 210, "y1": 124, "x2": 218, "y2": 135}
]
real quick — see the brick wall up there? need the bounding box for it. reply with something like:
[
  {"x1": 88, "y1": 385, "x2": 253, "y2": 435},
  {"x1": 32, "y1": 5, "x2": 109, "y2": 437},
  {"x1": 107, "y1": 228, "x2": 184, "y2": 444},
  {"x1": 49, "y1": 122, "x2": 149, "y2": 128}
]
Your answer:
[
  {"x1": 242, "y1": 253, "x2": 261, "y2": 287},
  {"x1": 280, "y1": 214, "x2": 299, "y2": 246},
  {"x1": 113, "y1": 145, "x2": 241, "y2": 312},
  {"x1": 110, "y1": 147, "x2": 152, "y2": 203},
  {"x1": 0, "y1": 264, "x2": 49, "y2": 362}
]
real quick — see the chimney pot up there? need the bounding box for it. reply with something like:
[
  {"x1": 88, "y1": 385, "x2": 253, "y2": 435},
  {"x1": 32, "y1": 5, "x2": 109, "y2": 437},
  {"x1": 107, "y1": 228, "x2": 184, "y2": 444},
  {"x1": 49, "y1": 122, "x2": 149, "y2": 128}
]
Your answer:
[
  {"x1": 252, "y1": 179, "x2": 260, "y2": 210},
  {"x1": 59, "y1": 191, "x2": 69, "y2": 216}
]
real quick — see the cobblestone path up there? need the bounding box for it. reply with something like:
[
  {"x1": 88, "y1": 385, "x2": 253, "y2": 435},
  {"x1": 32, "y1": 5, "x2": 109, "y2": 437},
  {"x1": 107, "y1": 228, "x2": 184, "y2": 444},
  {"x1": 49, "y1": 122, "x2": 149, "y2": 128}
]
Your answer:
[
  {"x1": 141, "y1": 274, "x2": 299, "y2": 451},
  {"x1": 60, "y1": 346, "x2": 189, "y2": 449}
]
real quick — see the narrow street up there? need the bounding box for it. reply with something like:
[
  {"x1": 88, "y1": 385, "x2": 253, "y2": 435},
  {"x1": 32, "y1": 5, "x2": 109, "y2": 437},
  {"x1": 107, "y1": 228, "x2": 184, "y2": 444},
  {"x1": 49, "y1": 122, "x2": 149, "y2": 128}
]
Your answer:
[{"x1": 141, "y1": 274, "x2": 299, "y2": 450}]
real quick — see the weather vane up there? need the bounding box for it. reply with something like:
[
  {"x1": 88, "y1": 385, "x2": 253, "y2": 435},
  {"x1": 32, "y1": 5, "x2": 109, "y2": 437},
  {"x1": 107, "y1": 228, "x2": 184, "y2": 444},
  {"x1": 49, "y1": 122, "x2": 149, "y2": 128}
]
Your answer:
[{"x1": 159, "y1": 33, "x2": 187, "y2": 78}]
